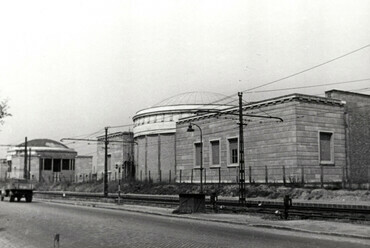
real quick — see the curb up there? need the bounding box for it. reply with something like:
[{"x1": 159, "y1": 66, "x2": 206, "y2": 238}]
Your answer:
[{"x1": 38, "y1": 198, "x2": 370, "y2": 240}]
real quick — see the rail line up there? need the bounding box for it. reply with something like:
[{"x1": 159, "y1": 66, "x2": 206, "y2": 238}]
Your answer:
[{"x1": 34, "y1": 191, "x2": 370, "y2": 222}]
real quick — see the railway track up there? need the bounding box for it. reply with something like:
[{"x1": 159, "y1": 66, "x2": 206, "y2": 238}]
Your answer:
[{"x1": 34, "y1": 191, "x2": 370, "y2": 222}]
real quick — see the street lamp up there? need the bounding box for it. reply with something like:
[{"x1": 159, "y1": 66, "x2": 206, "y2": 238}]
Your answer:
[{"x1": 187, "y1": 123, "x2": 203, "y2": 193}]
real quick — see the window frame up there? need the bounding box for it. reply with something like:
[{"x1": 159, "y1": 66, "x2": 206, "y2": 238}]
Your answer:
[
  {"x1": 193, "y1": 141, "x2": 202, "y2": 169},
  {"x1": 209, "y1": 139, "x2": 221, "y2": 168},
  {"x1": 318, "y1": 131, "x2": 335, "y2": 165},
  {"x1": 227, "y1": 136, "x2": 239, "y2": 167}
]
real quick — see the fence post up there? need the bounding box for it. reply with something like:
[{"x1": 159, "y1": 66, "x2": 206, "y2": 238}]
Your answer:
[
  {"x1": 169, "y1": 170, "x2": 171, "y2": 183},
  {"x1": 249, "y1": 166, "x2": 252, "y2": 183},
  {"x1": 180, "y1": 170, "x2": 182, "y2": 183},
  {"x1": 342, "y1": 166, "x2": 345, "y2": 189},
  {"x1": 301, "y1": 166, "x2": 305, "y2": 186},
  {"x1": 191, "y1": 169, "x2": 193, "y2": 184},
  {"x1": 265, "y1": 166, "x2": 268, "y2": 184},
  {"x1": 218, "y1": 167, "x2": 221, "y2": 185},
  {"x1": 283, "y1": 165, "x2": 286, "y2": 185},
  {"x1": 320, "y1": 165, "x2": 324, "y2": 188}
]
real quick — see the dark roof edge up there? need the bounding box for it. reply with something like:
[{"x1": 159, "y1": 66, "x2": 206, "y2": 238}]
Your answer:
[{"x1": 325, "y1": 89, "x2": 370, "y2": 99}]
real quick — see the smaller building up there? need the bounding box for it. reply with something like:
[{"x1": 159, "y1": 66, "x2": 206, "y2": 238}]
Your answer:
[
  {"x1": 96, "y1": 132, "x2": 134, "y2": 181},
  {"x1": 75, "y1": 155, "x2": 94, "y2": 182},
  {"x1": 0, "y1": 158, "x2": 8, "y2": 180},
  {"x1": 6, "y1": 139, "x2": 78, "y2": 182}
]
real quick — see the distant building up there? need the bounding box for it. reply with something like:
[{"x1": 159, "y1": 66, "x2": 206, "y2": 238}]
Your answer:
[
  {"x1": 96, "y1": 132, "x2": 134, "y2": 181},
  {"x1": 5, "y1": 139, "x2": 91, "y2": 183},
  {"x1": 0, "y1": 159, "x2": 8, "y2": 180},
  {"x1": 75, "y1": 155, "x2": 94, "y2": 182}
]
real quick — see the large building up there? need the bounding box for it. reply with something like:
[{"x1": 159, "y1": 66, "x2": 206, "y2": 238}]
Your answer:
[
  {"x1": 6, "y1": 139, "x2": 78, "y2": 182},
  {"x1": 132, "y1": 92, "x2": 235, "y2": 182},
  {"x1": 176, "y1": 90, "x2": 370, "y2": 186}
]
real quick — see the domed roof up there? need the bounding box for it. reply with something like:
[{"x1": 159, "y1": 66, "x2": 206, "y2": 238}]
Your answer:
[
  {"x1": 17, "y1": 139, "x2": 69, "y2": 149},
  {"x1": 153, "y1": 91, "x2": 234, "y2": 107}
]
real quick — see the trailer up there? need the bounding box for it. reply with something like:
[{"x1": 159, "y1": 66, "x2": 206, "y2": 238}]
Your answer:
[{"x1": 1, "y1": 179, "x2": 34, "y2": 202}]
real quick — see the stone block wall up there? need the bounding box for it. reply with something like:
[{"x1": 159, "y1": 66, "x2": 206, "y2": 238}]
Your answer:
[
  {"x1": 176, "y1": 96, "x2": 347, "y2": 184},
  {"x1": 134, "y1": 133, "x2": 176, "y2": 182},
  {"x1": 326, "y1": 90, "x2": 370, "y2": 184}
]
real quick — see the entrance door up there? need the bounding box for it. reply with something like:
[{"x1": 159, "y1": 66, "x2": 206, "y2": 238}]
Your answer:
[{"x1": 53, "y1": 159, "x2": 61, "y2": 182}]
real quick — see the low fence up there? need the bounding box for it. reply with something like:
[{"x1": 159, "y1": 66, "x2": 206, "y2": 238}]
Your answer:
[{"x1": 137, "y1": 165, "x2": 370, "y2": 189}]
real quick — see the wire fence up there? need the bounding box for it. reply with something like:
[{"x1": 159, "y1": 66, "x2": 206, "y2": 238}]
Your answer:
[{"x1": 137, "y1": 165, "x2": 370, "y2": 189}]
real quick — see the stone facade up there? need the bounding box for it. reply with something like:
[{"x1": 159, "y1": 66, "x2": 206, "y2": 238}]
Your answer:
[
  {"x1": 75, "y1": 156, "x2": 93, "y2": 182},
  {"x1": 176, "y1": 94, "x2": 346, "y2": 184},
  {"x1": 326, "y1": 90, "x2": 370, "y2": 185},
  {"x1": 0, "y1": 159, "x2": 7, "y2": 180},
  {"x1": 96, "y1": 132, "x2": 134, "y2": 181}
]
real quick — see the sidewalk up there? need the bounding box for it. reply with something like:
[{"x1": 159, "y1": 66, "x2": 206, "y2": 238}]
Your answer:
[{"x1": 38, "y1": 198, "x2": 370, "y2": 240}]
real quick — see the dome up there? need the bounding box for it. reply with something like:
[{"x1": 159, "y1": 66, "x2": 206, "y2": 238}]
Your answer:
[
  {"x1": 153, "y1": 91, "x2": 235, "y2": 107},
  {"x1": 17, "y1": 139, "x2": 69, "y2": 149}
]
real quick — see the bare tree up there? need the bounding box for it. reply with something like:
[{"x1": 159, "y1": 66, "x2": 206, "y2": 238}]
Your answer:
[{"x1": 0, "y1": 99, "x2": 11, "y2": 125}]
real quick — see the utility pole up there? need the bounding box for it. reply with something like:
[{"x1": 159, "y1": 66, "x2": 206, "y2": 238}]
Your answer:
[
  {"x1": 28, "y1": 148, "x2": 31, "y2": 180},
  {"x1": 238, "y1": 92, "x2": 246, "y2": 204},
  {"x1": 104, "y1": 127, "x2": 109, "y2": 197},
  {"x1": 24, "y1": 137, "x2": 28, "y2": 179}
]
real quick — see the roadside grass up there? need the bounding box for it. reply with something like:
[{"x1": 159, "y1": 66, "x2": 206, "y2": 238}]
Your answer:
[{"x1": 29, "y1": 180, "x2": 370, "y2": 202}]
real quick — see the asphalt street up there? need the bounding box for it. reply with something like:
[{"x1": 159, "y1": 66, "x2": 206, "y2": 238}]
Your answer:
[{"x1": 0, "y1": 200, "x2": 368, "y2": 248}]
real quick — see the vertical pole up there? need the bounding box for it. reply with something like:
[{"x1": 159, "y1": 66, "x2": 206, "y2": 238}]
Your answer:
[
  {"x1": 149, "y1": 170, "x2": 151, "y2": 182},
  {"x1": 118, "y1": 166, "x2": 121, "y2": 204},
  {"x1": 238, "y1": 92, "x2": 246, "y2": 204},
  {"x1": 180, "y1": 169, "x2": 182, "y2": 183},
  {"x1": 158, "y1": 134, "x2": 161, "y2": 182},
  {"x1": 301, "y1": 166, "x2": 305, "y2": 186},
  {"x1": 191, "y1": 169, "x2": 193, "y2": 184},
  {"x1": 283, "y1": 165, "x2": 286, "y2": 185},
  {"x1": 24, "y1": 137, "x2": 28, "y2": 179},
  {"x1": 320, "y1": 165, "x2": 324, "y2": 188},
  {"x1": 169, "y1": 170, "x2": 171, "y2": 183},
  {"x1": 28, "y1": 148, "x2": 31, "y2": 180},
  {"x1": 249, "y1": 166, "x2": 252, "y2": 183},
  {"x1": 265, "y1": 166, "x2": 268, "y2": 184},
  {"x1": 140, "y1": 170, "x2": 142, "y2": 181},
  {"x1": 204, "y1": 168, "x2": 206, "y2": 185},
  {"x1": 159, "y1": 170, "x2": 162, "y2": 182},
  {"x1": 104, "y1": 127, "x2": 109, "y2": 197},
  {"x1": 218, "y1": 167, "x2": 221, "y2": 185}
]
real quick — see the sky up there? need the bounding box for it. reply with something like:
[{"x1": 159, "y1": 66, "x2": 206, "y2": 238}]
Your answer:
[{"x1": 0, "y1": 0, "x2": 370, "y2": 158}]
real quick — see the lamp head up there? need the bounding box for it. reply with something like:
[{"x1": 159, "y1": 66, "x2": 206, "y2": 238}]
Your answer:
[{"x1": 187, "y1": 124, "x2": 194, "y2": 132}]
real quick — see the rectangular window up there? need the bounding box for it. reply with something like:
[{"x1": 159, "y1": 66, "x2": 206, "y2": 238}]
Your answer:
[
  {"x1": 319, "y1": 132, "x2": 333, "y2": 164},
  {"x1": 44, "y1": 159, "x2": 52, "y2": 170},
  {"x1": 194, "y1": 143, "x2": 202, "y2": 166},
  {"x1": 53, "y1": 159, "x2": 61, "y2": 172},
  {"x1": 228, "y1": 138, "x2": 238, "y2": 164},
  {"x1": 62, "y1": 159, "x2": 70, "y2": 170},
  {"x1": 210, "y1": 140, "x2": 220, "y2": 165}
]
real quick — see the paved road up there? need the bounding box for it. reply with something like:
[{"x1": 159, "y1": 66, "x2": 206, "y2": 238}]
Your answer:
[{"x1": 0, "y1": 200, "x2": 368, "y2": 248}]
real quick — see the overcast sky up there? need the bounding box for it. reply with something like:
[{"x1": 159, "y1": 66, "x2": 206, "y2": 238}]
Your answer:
[{"x1": 1, "y1": 0, "x2": 369, "y2": 157}]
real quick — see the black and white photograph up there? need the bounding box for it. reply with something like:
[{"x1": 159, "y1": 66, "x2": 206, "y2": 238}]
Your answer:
[{"x1": 0, "y1": 0, "x2": 369, "y2": 247}]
